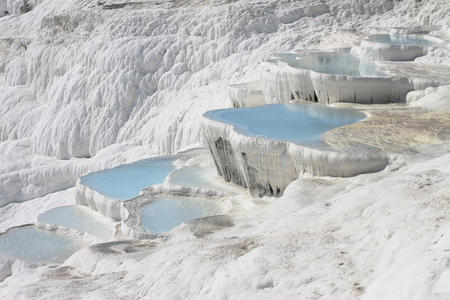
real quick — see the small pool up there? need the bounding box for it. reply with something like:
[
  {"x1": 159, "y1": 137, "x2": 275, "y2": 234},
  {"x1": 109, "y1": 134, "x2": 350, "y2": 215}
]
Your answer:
[
  {"x1": 368, "y1": 34, "x2": 435, "y2": 46},
  {"x1": 271, "y1": 52, "x2": 387, "y2": 77},
  {"x1": 204, "y1": 103, "x2": 365, "y2": 148},
  {"x1": 0, "y1": 226, "x2": 82, "y2": 263},
  {"x1": 140, "y1": 195, "x2": 222, "y2": 234},
  {"x1": 38, "y1": 205, "x2": 113, "y2": 239},
  {"x1": 80, "y1": 157, "x2": 176, "y2": 200},
  {"x1": 168, "y1": 166, "x2": 239, "y2": 192}
]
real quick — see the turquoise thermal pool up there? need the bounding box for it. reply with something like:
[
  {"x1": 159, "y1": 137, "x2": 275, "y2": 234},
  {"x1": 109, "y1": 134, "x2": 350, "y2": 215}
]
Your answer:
[
  {"x1": 80, "y1": 157, "x2": 175, "y2": 200},
  {"x1": 140, "y1": 195, "x2": 221, "y2": 234},
  {"x1": 368, "y1": 34, "x2": 436, "y2": 46},
  {"x1": 38, "y1": 205, "x2": 113, "y2": 239},
  {"x1": 168, "y1": 166, "x2": 238, "y2": 192},
  {"x1": 271, "y1": 52, "x2": 388, "y2": 77},
  {"x1": 0, "y1": 226, "x2": 82, "y2": 263},
  {"x1": 203, "y1": 103, "x2": 366, "y2": 148}
]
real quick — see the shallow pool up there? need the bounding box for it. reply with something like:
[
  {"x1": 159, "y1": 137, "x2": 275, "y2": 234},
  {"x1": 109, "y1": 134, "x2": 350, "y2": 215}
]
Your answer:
[
  {"x1": 140, "y1": 195, "x2": 221, "y2": 234},
  {"x1": 168, "y1": 166, "x2": 240, "y2": 192},
  {"x1": 0, "y1": 226, "x2": 82, "y2": 263},
  {"x1": 271, "y1": 52, "x2": 387, "y2": 77},
  {"x1": 80, "y1": 157, "x2": 176, "y2": 200},
  {"x1": 368, "y1": 34, "x2": 435, "y2": 46},
  {"x1": 204, "y1": 103, "x2": 365, "y2": 147},
  {"x1": 38, "y1": 205, "x2": 113, "y2": 239}
]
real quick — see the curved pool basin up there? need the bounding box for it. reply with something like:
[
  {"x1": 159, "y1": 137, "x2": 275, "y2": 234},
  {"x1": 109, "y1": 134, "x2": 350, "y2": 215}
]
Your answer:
[
  {"x1": 367, "y1": 34, "x2": 436, "y2": 46},
  {"x1": 0, "y1": 226, "x2": 82, "y2": 263},
  {"x1": 204, "y1": 103, "x2": 366, "y2": 148},
  {"x1": 271, "y1": 52, "x2": 388, "y2": 78},
  {"x1": 140, "y1": 195, "x2": 222, "y2": 234},
  {"x1": 263, "y1": 51, "x2": 412, "y2": 105},
  {"x1": 360, "y1": 34, "x2": 438, "y2": 62},
  {"x1": 80, "y1": 157, "x2": 176, "y2": 200},
  {"x1": 167, "y1": 166, "x2": 241, "y2": 193},
  {"x1": 38, "y1": 205, "x2": 113, "y2": 239}
]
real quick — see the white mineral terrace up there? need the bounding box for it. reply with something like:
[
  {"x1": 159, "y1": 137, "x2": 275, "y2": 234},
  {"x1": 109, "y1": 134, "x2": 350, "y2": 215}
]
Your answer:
[
  {"x1": 1, "y1": 0, "x2": 450, "y2": 298},
  {"x1": 229, "y1": 45, "x2": 450, "y2": 108},
  {"x1": 0, "y1": 150, "x2": 239, "y2": 268},
  {"x1": 358, "y1": 33, "x2": 442, "y2": 61},
  {"x1": 202, "y1": 103, "x2": 387, "y2": 197},
  {"x1": 72, "y1": 150, "x2": 237, "y2": 239},
  {"x1": 0, "y1": 225, "x2": 85, "y2": 264},
  {"x1": 75, "y1": 156, "x2": 176, "y2": 220},
  {"x1": 259, "y1": 51, "x2": 413, "y2": 105}
]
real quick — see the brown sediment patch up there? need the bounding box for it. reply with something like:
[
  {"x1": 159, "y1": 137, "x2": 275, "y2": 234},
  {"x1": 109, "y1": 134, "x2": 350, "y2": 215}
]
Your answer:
[
  {"x1": 325, "y1": 106, "x2": 450, "y2": 153},
  {"x1": 43, "y1": 266, "x2": 85, "y2": 280},
  {"x1": 187, "y1": 215, "x2": 234, "y2": 238},
  {"x1": 198, "y1": 237, "x2": 258, "y2": 262},
  {"x1": 90, "y1": 240, "x2": 158, "y2": 255}
]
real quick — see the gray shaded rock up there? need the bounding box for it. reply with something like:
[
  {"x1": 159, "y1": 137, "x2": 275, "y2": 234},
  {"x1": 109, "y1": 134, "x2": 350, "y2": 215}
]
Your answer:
[
  {"x1": 187, "y1": 215, "x2": 234, "y2": 238},
  {"x1": 0, "y1": 257, "x2": 12, "y2": 282}
]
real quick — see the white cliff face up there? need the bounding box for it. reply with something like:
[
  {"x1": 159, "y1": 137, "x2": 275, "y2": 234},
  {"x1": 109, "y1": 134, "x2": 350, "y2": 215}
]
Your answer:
[
  {"x1": 260, "y1": 60, "x2": 414, "y2": 105},
  {"x1": 356, "y1": 33, "x2": 442, "y2": 62},
  {"x1": 202, "y1": 111, "x2": 388, "y2": 197},
  {"x1": 359, "y1": 39, "x2": 426, "y2": 61},
  {"x1": 228, "y1": 81, "x2": 264, "y2": 108},
  {"x1": 74, "y1": 182, "x2": 124, "y2": 221}
]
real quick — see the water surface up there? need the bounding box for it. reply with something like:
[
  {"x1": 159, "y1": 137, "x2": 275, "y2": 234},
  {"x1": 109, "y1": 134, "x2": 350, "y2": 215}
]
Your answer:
[
  {"x1": 140, "y1": 195, "x2": 221, "y2": 234},
  {"x1": 81, "y1": 157, "x2": 175, "y2": 200},
  {"x1": 168, "y1": 166, "x2": 239, "y2": 192},
  {"x1": 0, "y1": 226, "x2": 82, "y2": 263},
  {"x1": 38, "y1": 205, "x2": 113, "y2": 239},
  {"x1": 368, "y1": 34, "x2": 435, "y2": 46},
  {"x1": 271, "y1": 52, "x2": 387, "y2": 77},
  {"x1": 204, "y1": 103, "x2": 365, "y2": 148}
]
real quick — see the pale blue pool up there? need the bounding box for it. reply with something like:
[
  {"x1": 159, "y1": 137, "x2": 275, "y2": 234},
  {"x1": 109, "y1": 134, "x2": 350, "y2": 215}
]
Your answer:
[
  {"x1": 168, "y1": 166, "x2": 242, "y2": 193},
  {"x1": 271, "y1": 52, "x2": 387, "y2": 77},
  {"x1": 140, "y1": 195, "x2": 221, "y2": 234},
  {"x1": 168, "y1": 167, "x2": 231, "y2": 190},
  {"x1": 38, "y1": 205, "x2": 113, "y2": 239},
  {"x1": 0, "y1": 226, "x2": 82, "y2": 263},
  {"x1": 204, "y1": 103, "x2": 365, "y2": 148},
  {"x1": 80, "y1": 157, "x2": 176, "y2": 200},
  {"x1": 368, "y1": 34, "x2": 435, "y2": 46}
]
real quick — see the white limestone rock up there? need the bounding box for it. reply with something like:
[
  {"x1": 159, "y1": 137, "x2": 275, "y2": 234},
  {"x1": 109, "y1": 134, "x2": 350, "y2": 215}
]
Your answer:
[
  {"x1": 260, "y1": 60, "x2": 413, "y2": 106},
  {"x1": 202, "y1": 115, "x2": 387, "y2": 197},
  {"x1": 75, "y1": 181, "x2": 126, "y2": 221},
  {"x1": 359, "y1": 35, "x2": 430, "y2": 61}
]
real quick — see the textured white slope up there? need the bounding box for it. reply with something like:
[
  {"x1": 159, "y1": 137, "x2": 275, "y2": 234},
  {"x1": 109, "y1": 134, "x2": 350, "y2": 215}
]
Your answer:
[
  {"x1": 1, "y1": 0, "x2": 447, "y2": 160},
  {"x1": 0, "y1": 137, "x2": 151, "y2": 205},
  {"x1": 0, "y1": 0, "x2": 435, "y2": 204},
  {"x1": 1, "y1": 145, "x2": 449, "y2": 299},
  {"x1": 407, "y1": 84, "x2": 450, "y2": 108},
  {"x1": 0, "y1": 0, "x2": 331, "y2": 159},
  {"x1": 0, "y1": 0, "x2": 450, "y2": 299}
]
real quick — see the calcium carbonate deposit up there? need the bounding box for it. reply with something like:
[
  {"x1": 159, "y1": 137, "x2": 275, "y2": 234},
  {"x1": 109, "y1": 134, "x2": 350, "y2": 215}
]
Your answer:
[{"x1": 0, "y1": 0, "x2": 450, "y2": 299}]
